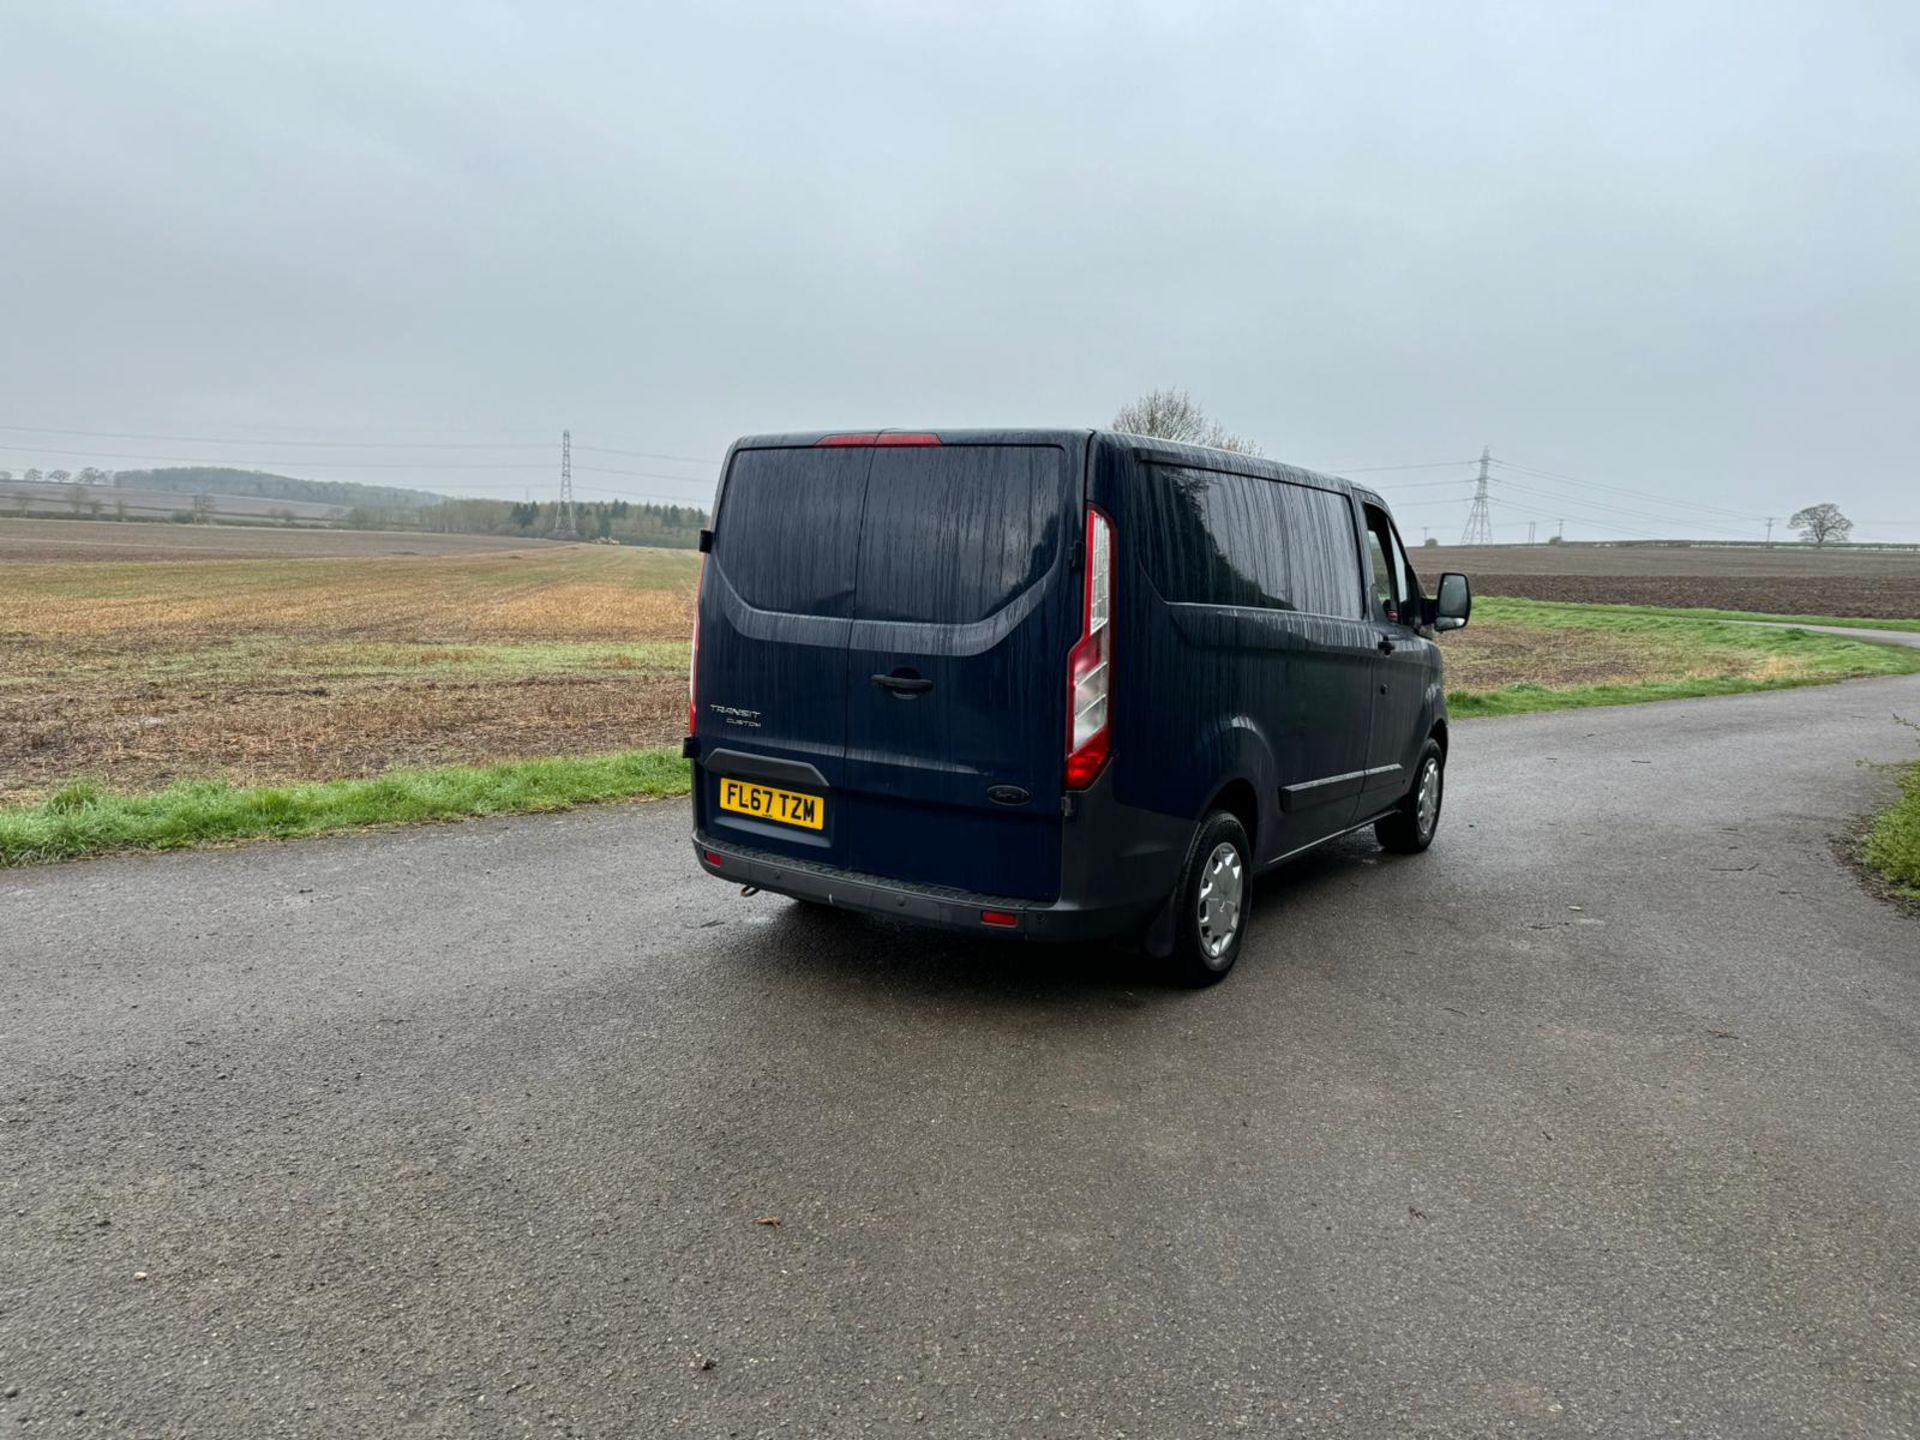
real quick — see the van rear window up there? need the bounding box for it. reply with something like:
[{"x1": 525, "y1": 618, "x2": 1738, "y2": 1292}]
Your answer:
[
  {"x1": 714, "y1": 448, "x2": 868, "y2": 616},
  {"x1": 856, "y1": 446, "x2": 1064, "y2": 624},
  {"x1": 715, "y1": 444, "x2": 1065, "y2": 623}
]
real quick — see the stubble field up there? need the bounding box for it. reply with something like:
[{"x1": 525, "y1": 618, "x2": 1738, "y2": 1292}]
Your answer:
[{"x1": 1, "y1": 521, "x2": 698, "y2": 804}]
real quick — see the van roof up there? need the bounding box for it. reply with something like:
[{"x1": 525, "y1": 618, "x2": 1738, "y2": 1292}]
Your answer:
[{"x1": 727, "y1": 429, "x2": 1375, "y2": 502}]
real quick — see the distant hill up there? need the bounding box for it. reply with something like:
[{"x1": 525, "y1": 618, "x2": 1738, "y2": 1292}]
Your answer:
[{"x1": 113, "y1": 467, "x2": 444, "y2": 510}]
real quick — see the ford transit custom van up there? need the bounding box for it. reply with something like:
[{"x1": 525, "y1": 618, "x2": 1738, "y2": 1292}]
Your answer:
[{"x1": 687, "y1": 429, "x2": 1471, "y2": 984}]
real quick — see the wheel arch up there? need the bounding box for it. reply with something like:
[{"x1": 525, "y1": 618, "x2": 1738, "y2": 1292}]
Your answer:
[{"x1": 1206, "y1": 777, "x2": 1261, "y2": 857}]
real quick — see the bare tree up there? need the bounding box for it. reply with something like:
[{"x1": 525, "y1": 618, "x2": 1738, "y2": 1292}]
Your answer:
[
  {"x1": 1789, "y1": 503, "x2": 1853, "y2": 547},
  {"x1": 191, "y1": 493, "x2": 217, "y2": 524},
  {"x1": 47, "y1": 469, "x2": 71, "y2": 484},
  {"x1": 1111, "y1": 387, "x2": 1262, "y2": 456}
]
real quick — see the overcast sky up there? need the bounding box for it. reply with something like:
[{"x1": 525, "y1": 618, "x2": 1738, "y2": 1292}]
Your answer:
[{"x1": 3, "y1": 0, "x2": 1916, "y2": 542}]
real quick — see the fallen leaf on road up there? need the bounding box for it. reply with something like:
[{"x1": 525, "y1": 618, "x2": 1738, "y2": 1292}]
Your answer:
[{"x1": 756, "y1": 1216, "x2": 782, "y2": 1228}]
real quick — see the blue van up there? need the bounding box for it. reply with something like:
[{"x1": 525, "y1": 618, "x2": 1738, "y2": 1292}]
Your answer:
[{"x1": 686, "y1": 429, "x2": 1471, "y2": 984}]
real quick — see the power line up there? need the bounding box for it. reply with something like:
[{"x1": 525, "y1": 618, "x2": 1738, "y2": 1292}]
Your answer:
[
  {"x1": 0, "y1": 442, "x2": 548, "y2": 470},
  {"x1": 0, "y1": 422, "x2": 549, "y2": 450},
  {"x1": 573, "y1": 463, "x2": 718, "y2": 486},
  {"x1": 1330, "y1": 458, "x2": 1481, "y2": 474},
  {"x1": 1490, "y1": 457, "x2": 1763, "y2": 524},
  {"x1": 572, "y1": 443, "x2": 722, "y2": 467},
  {"x1": 1350, "y1": 475, "x2": 1483, "y2": 491},
  {"x1": 1477, "y1": 490, "x2": 1685, "y2": 542},
  {"x1": 1491, "y1": 475, "x2": 1757, "y2": 540}
]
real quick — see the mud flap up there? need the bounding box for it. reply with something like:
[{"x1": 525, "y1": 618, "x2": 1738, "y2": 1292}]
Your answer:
[{"x1": 1143, "y1": 889, "x2": 1177, "y2": 959}]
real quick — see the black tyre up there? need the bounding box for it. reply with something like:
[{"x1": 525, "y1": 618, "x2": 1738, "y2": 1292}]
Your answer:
[
  {"x1": 1376, "y1": 738, "x2": 1444, "y2": 854},
  {"x1": 1166, "y1": 810, "x2": 1252, "y2": 987}
]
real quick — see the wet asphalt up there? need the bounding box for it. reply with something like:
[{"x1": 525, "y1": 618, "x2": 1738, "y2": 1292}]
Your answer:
[{"x1": 4, "y1": 669, "x2": 1920, "y2": 1438}]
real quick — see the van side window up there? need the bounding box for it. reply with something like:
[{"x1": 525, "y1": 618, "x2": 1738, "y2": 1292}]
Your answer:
[
  {"x1": 1139, "y1": 468, "x2": 1363, "y2": 619},
  {"x1": 1362, "y1": 503, "x2": 1415, "y2": 625},
  {"x1": 1284, "y1": 485, "x2": 1365, "y2": 620},
  {"x1": 1142, "y1": 468, "x2": 1293, "y2": 610},
  {"x1": 1389, "y1": 524, "x2": 1419, "y2": 611}
]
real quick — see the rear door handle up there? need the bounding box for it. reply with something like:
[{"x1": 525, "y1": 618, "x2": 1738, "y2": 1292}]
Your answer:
[
  {"x1": 1377, "y1": 635, "x2": 1396, "y2": 655},
  {"x1": 872, "y1": 673, "x2": 934, "y2": 695}
]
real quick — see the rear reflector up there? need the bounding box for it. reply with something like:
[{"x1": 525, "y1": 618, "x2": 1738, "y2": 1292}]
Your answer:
[
  {"x1": 980, "y1": 910, "x2": 1019, "y2": 928},
  {"x1": 814, "y1": 432, "x2": 942, "y2": 447},
  {"x1": 703, "y1": 850, "x2": 724, "y2": 867}
]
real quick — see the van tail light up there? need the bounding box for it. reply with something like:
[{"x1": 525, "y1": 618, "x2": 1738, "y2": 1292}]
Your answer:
[
  {"x1": 688, "y1": 556, "x2": 704, "y2": 736},
  {"x1": 1065, "y1": 506, "x2": 1113, "y2": 790}
]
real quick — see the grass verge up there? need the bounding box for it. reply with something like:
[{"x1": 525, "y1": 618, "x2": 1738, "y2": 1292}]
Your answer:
[
  {"x1": 1862, "y1": 718, "x2": 1920, "y2": 899},
  {"x1": 1863, "y1": 765, "x2": 1920, "y2": 898},
  {"x1": 1449, "y1": 600, "x2": 1920, "y2": 717},
  {"x1": 0, "y1": 749, "x2": 691, "y2": 867},
  {"x1": 1478, "y1": 599, "x2": 1920, "y2": 635}
]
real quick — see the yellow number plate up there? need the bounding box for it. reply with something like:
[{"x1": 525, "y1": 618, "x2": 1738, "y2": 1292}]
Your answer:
[{"x1": 718, "y1": 777, "x2": 826, "y2": 831}]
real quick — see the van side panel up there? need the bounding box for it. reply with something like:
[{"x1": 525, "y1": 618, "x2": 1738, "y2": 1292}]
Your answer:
[{"x1": 1095, "y1": 441, "x2": 1377, "y2": 866}]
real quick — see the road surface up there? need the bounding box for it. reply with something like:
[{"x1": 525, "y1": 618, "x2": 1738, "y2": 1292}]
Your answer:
[{"x1": 5, "y1": 671, "x2": 1920, "y2": 1438}]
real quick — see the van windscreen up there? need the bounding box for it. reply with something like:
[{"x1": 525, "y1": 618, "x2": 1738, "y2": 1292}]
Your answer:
[{"x1": 715, "y1": 444, "x2": 1066, "y2": 623}]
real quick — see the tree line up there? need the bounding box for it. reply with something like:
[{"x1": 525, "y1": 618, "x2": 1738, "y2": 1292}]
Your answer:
[
  {"x1": 0, "y1": 465, "x2": 708, "y2": 547},
  {"x1": 344, "y1": 496, "x2": 706, "y2": 547}
]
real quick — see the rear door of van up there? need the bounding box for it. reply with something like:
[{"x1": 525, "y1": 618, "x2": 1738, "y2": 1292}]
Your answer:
[
  {"x1": 698, "y1": 444, "x2": 869, "y2": 874},
  {"x1": 699, "y1": 438, "x2": 1078, "y2": 902},
  {"x1": 841, "y1": 441, "x2": 1076, "y2": 900}
]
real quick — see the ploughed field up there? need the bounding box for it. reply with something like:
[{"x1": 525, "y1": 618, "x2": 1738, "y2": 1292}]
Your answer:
[
  {"x1": 2, "y1": 521, "x2": 1915, "y2": 805},
  {"x1": 1422, "y1": 541, "x2": 1920, "y2": 619}
]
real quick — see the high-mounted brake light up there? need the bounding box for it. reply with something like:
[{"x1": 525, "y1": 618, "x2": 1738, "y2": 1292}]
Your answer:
[
  {"x1": 813, "y1": 432, "x2": 942, "y2": 447},
  {"x1": 1065, "y1": 506, "x2": 1113, "y2": 791}
]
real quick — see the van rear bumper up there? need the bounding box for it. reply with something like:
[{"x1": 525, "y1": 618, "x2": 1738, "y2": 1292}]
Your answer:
[{"x1": 691, "y1": 833, "x2": 1161, "y2": 942}]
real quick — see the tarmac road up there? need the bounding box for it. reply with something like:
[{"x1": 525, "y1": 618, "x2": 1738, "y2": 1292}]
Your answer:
[{"x1": 5, "y1": 669, "x2": 1920, "y2": 1438}]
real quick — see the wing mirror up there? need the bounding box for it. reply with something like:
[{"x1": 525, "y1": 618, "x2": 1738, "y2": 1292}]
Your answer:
[{"x1": 1430, "y1": 572, "x2": 1471, "y2": 631}]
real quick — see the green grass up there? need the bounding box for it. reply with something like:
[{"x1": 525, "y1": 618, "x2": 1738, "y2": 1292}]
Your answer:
[
  {"x1": 1862, "y1": 718, "x2": 1920, "y2": 898},
  {"x1": 1452, "y1": 599, "x2": 1920, "y2": 717},
  {"x1": 0, "y1": 749, "x2": 692, "y2": 867},
  {"x1": 1478, "y1": 598, "x2": 1920, "y2": 634},
  {"x1": 1450, "y1": 672, "x2": 1911, "y2": 717},
  {"x1": 1863, "y1": 764, "x2": 1920, "y2": 897}
]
